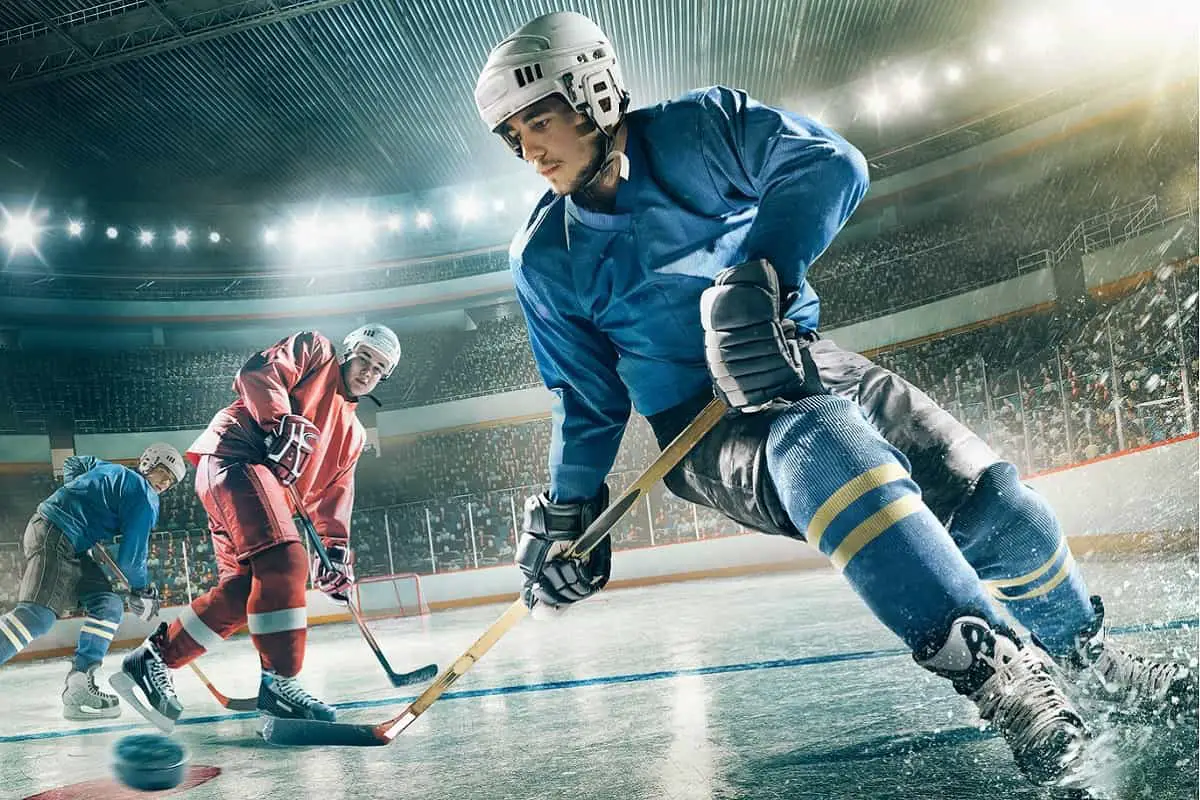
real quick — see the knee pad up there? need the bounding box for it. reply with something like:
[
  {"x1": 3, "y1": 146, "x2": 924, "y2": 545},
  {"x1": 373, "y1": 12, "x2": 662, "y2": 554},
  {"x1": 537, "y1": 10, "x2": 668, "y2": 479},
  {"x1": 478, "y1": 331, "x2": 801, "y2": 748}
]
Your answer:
[{"x1": 953, "y1": 462, "x2": 1070, "y2": 600}]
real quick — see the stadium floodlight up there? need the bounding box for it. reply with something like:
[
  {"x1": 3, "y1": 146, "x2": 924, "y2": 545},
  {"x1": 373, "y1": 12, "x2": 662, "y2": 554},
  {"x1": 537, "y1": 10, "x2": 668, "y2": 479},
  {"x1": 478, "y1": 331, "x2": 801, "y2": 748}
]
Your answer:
[
  {"x1": 67, "y1": 220, "x2": 84, "y2": 237},
  {"x1": 944, "y1": 63, "x2": 963, "y2": 84},
  {"x1": 263, "y1": 227, "x2": 279, "y2": 245},
  {"x1": 898, "y1": 76, "x2": 924, "y2": 105},
  {"x1": 345, "y1": 213, "x2": 375, "y2": 245},
  {"x1": 291, "y1": 217, "x2": 324, "y2": 250},
  {"x1": 984, "y1": 45, "x2": 1004, "y2": 64},
  {"x1": 209, "y1": 231, "x2": 221, "y2": 244},
  {"x1": 106, "y1": 226, "x2": 119, "y2": 239},
  {"x1": 3, "y1": 214, "x2": 38, "y2": 251},
  {"x1": 415, "y1": 210, "x2": 433, "y2": 229},
  {"x1": 173, "y1": 228, "x2": 190, "y2": 247},
  {"x1": 138, "y1": 229, "x2": 155, "y2": 246},
  {"x1": 862, "y1": 89, "x2": 888, "y2": 119},
  {"x1": 492, "y1": 199, "x2": 506, "y2": 213},
  {"x1": 385, "y1": 214, "x2": 403, "y2": 232},
  {"x1": 454, "y1": 196, "x2": 480, "y2": 222}
]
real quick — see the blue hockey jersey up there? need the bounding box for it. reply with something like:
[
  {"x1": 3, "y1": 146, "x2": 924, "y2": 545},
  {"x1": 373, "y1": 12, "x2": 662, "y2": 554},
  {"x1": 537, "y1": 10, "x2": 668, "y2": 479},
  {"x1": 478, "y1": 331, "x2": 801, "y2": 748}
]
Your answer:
[
  {"x1": 511, "y1": 86, "x2": 869, "y2": 502},
  {"x1": 37, "y1": 455, "x2": 160, "y2": 589}
]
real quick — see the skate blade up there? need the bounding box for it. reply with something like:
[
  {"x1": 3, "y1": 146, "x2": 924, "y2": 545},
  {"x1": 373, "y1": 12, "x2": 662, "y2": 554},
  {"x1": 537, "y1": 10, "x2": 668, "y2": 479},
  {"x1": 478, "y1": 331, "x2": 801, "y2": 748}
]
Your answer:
[
  {"x1": 108, "y1": 672, "x2": 179, "y2": 734},
  {"x1": 62, "y1": 706, "x2": 122, "y2": 722}
]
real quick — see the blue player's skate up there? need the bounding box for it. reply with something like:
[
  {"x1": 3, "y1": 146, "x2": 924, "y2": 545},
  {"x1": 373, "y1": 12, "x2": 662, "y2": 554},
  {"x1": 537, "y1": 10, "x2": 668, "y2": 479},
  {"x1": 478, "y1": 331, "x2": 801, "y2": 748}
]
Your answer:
[
  {"x1": 257, "y1": 669, "x2": 336, "y2": 722},
  {"x1": 920, "y1": 617, "x2": 1089, "y2": 788},
  {"x1": 1058, "y1": 596, "x2": 1196, "y2": 725}
]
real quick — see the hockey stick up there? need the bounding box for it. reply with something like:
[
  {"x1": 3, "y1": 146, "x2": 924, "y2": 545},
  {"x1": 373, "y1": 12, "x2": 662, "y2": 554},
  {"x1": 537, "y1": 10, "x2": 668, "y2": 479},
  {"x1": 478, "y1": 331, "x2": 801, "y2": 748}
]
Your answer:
[
  {"x1": 89, "y1": 544, "x2": 259, "y2": 711},
  {"x1": 261, "y1": 395, "x2": 728, "y2": 747},
  {"x1": 286, "y1": 484, "x2": 439, "y2": 689}
]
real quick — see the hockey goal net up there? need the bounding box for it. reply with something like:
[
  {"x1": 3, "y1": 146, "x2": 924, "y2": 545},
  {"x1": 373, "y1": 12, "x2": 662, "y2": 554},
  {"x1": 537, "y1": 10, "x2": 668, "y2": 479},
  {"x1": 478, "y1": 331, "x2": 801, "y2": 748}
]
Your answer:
[{"x1": 353, "y1": 572, "x2": 431, "y2": 619}]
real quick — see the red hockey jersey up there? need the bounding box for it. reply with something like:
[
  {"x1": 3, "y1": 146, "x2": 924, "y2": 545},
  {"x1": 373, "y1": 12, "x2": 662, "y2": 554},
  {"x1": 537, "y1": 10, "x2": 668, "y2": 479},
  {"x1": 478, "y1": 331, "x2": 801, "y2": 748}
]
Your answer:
[{"x1": 188, "y1": 331, "x2": 364, "y2": 546}]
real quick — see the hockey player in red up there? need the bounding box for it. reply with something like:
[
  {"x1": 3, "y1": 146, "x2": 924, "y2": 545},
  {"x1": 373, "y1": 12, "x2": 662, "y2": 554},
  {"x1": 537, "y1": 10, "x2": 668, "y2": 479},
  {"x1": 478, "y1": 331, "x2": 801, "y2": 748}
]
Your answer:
[{"x1": 111, "y1": 324, "x2": 401, "y2": 731}]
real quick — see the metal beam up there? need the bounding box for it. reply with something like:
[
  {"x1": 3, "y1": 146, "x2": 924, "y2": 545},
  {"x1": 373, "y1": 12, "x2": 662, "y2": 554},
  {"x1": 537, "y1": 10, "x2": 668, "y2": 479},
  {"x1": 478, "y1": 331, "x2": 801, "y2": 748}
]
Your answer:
[{"x1": 2, "y1": 0, "x2": 355, "y2": 91}]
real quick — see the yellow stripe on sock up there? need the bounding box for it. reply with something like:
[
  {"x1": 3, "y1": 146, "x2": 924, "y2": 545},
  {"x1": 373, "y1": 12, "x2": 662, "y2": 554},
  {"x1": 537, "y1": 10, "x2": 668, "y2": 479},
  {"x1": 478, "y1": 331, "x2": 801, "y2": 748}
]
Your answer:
[
  {"x1": 80, "y1": 625, "x2": 116, "y2": 641},
  {"x1": 829, "y1": 494, "x2": 925, "y2": 571},
  {"x1": 84, "y1": 617, "x2": 120, "y2": 631},
  {"x1": 808, "y1": 463, "x2": 910, "y2": 552},
  {"x1": 983, "y1": 539, "x2": 1068, "y2": 593},
  {"x1": 0, "y1": 617, "x2": 26, "y2": 650},
  {"x1": 6, "y1": 612, "x2": 33, "y2": 642},
  {"x1": 993, "y1": 552, "x2": 1076, "y2": 601}
]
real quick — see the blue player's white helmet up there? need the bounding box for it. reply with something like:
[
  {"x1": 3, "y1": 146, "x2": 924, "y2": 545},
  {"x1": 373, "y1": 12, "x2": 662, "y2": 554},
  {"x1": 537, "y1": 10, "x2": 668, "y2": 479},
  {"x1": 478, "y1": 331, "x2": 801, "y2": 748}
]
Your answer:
[
  {"x1": 475, "y1": 11, "x2": 629, "y2": 157},
  {"x1": 138, "y1": 442, "x2": 186, "y2": 485},
  {"x1": 341, "y1": 323, "x2": 401, "y2": 379}
]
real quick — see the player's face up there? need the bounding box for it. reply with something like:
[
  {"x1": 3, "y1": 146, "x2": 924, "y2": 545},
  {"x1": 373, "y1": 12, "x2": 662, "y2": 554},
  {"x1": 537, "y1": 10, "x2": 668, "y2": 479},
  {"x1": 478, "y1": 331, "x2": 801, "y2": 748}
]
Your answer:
[
  {"x1": 501, "y1": 96, "x2": 605, "y2": 196},
  {"x1": 343, "y1": 346, "x2": 389, "y2": 396},
  {"x1": 145, "y1": 465, "x2": 177, "y2": 495}
]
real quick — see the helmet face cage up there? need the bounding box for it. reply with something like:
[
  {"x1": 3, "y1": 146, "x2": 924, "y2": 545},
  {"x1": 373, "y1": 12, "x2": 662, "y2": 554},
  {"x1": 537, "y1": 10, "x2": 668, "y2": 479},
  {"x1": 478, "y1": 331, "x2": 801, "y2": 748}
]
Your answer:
[
  {"x1": 341, "y1": 324, "x2": 401, "y2": 380},
  {"x1": 475, "y1": 13, "x2": 630, "y2": 159},
  {"x1": 139, "y1": 443, "x2": 185, "y2": 485}
]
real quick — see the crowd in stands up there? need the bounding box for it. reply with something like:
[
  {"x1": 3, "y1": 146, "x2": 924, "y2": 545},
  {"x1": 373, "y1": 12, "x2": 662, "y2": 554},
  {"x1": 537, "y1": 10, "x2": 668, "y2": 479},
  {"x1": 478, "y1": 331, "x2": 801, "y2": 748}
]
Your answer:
[{"x1": 0, "y1": 257, "x2": 1193, "y2": 613}]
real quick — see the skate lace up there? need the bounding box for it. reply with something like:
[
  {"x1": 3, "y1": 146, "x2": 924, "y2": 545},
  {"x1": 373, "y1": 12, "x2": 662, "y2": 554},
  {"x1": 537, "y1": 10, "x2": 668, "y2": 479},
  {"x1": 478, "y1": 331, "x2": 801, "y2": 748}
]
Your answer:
[
  {"x1": 973, "y1": 647, "x2": 1074, "y2": 756},
  {"x1": 146, "y1": 653, "x2": 176, "y2": 695},
  {"x1": 83, "y1": 670, "x2": 116, "y2": 701},
  {"x1": 1091, "y1": 644, "x2": 1189, "y2": 702},
  {"x1": 273, "y1": 675, "x2": 321, "y2": 707}
]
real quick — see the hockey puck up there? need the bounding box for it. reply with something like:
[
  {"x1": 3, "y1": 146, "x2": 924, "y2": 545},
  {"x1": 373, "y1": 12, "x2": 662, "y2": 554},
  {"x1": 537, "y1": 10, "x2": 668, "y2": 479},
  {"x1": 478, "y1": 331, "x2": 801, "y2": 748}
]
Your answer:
[{"x1": 111, "y1": 734, "x2": 188, "y2": 792}]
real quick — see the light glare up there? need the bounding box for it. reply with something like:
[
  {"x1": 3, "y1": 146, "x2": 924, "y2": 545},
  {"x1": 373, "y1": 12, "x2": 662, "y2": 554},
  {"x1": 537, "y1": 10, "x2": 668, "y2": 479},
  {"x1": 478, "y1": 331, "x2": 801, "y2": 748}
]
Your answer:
[
  {"x1": 67, "y1": 220, "x2": 84, "y2": 237},
  {"x1": 3, "y1": 214, "x2": 38, "y2": 250},
  {"x1": 138, "y1": 229, "x2": 155, "y2": 246},
  {"x1": 106, "y1": 226, "x2": 119, "y2": 239},
  {"x1": 415, "y1": 210, "x2": 433, "y2": 229},
  {"x1": 173, "y1": 228, "x2": 190, "y2": 247},
  {"x1": 944, "y1": 63, "x2": 963, "y2": 83},
  {"x1": 209, "y1": 231, "x2": 221, "y2": 244}
]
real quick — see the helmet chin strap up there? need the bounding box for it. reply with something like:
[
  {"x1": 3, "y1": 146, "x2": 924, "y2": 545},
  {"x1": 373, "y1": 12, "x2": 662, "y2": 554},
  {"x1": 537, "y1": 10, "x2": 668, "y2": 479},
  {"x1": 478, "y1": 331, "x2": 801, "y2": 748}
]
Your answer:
[{"x1": 572, "y1": 123, "x2": 626, "y2": 205}]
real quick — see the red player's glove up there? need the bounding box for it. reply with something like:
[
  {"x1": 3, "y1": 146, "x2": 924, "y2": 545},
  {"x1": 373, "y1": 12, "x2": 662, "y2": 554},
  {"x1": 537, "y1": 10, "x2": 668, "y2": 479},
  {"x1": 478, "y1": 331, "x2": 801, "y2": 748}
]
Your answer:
[
  {"x1": 312, "y1": 545, "x2": 355, "y2": 603},
  {"x1": 263, "y1": 413, "x2": 320, "y2": 486}
]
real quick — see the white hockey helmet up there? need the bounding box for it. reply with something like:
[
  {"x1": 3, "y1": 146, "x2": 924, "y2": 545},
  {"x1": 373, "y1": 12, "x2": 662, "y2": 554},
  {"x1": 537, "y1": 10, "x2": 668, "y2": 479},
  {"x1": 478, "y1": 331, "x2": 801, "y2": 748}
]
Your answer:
[
  {"x1": 138, "y1": 442, "x2": 186, "y2": 485},
  {"x1": 475, "y1": 11, "x2": 629, "y2": 157},
  {"x1": 341, "y1": 323, "x2": 401, "y2": 379}
]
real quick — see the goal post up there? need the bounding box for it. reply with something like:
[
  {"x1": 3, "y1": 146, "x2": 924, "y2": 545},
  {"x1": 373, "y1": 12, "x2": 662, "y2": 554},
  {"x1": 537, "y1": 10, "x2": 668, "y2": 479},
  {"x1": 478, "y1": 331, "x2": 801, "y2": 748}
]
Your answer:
[{"x1": 353, "y1": 572, "x2": 431, "y2": 620}]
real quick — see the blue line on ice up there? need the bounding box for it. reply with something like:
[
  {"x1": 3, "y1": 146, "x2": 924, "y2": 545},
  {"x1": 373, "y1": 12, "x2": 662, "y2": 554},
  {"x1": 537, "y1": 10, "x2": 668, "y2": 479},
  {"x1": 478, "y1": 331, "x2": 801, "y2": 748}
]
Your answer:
[{"x1": 2, "y1": 616, "x2": 1193, "y2": 744}]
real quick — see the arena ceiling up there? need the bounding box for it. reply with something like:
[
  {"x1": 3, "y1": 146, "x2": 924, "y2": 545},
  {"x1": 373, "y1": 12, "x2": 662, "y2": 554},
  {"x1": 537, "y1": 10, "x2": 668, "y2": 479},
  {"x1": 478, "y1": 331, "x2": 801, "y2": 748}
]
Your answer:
[
  {"x1": 0, "y1": 0, "x2": 1009, "y2": 206},
  {"x1": 0, "y1": 1, "x2": 1190, "y2": 208}
]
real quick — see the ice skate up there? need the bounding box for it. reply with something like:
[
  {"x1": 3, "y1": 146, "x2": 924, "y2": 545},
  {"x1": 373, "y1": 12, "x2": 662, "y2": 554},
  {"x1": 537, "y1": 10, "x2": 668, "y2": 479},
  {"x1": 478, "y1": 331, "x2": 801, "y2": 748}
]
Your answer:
[
  {"x1": 920, "y1": 617, "x2": 1089, "y2": 787},
  {"x1": 257, "y1": 669, "x2": 336, "y2": 722},
  {"x1": 62, "y1": 663, "x2": 121, "y2": 720},
  {"x1": 109, "y1": 622, "x2": 182, "y2": 733}
]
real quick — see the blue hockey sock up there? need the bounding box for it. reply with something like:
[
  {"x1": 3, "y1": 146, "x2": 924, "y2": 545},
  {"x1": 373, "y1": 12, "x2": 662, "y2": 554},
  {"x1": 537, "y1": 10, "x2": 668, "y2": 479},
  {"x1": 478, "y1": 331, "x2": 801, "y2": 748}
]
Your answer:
[
  {"x1": 74, "y1": 591, "x2": 125, "y2": 672},
  {"x1": 950, "y1": 462, "x2": 1093, "y2": 655},
  {"x1": 766, "y1": 395, "x2": 1002, "y2": 656},
  {"x1": 0, "y1": 602, "x2": 56, "y2": 666}
]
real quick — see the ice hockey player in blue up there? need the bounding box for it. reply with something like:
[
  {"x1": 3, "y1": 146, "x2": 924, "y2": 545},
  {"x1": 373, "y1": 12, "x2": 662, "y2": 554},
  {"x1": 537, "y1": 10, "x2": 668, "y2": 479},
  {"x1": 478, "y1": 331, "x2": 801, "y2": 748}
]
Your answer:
[
  {"x1": 475, "y1": 10, "x2": 1195, "y2": 789},
  {"x1": 0, "y1": 443, "x2": 185, "y2": 720}
]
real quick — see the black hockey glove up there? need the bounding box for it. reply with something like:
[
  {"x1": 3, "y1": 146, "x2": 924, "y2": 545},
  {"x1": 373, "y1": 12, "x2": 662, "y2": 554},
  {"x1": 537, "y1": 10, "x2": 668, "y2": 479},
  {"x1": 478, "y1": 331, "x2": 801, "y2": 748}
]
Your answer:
[
  {"x1": 516, "y1": 487, "x2": 611, "y2": 610},
  {"x1": 128, "y1": 584, "x2": 161, "y2": 622},
  {"x1": 699, "y1": 258, "x2": 827, "y2": 411}
]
